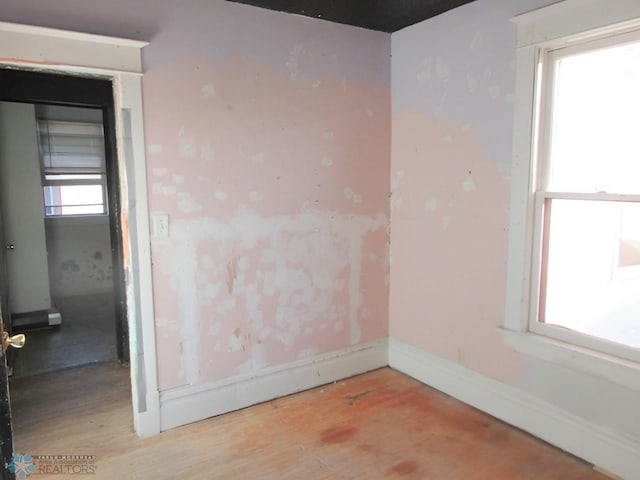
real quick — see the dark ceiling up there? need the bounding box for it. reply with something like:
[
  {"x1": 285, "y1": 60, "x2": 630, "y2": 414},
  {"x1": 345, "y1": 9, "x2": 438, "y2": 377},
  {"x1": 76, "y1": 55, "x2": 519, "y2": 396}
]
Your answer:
[{"x1": 226, "y1": 0, "x2": 476, "y2": 33}]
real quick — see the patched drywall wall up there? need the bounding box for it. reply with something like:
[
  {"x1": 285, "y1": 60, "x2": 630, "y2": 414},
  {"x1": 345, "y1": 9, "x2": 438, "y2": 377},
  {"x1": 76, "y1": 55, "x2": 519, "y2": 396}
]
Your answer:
[
  {"x1": 390, "y1": 0, "x2": 640, "y2": 441},
  {"x1": 0, "y1": 0, "x2": 390, "y2": 394},
  {"x1": 145, "y1": 53, "x2": 390, "y2": 390}
]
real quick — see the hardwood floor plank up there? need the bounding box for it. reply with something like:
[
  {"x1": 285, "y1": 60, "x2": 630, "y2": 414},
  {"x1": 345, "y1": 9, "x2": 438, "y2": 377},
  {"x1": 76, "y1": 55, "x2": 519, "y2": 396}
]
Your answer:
[{"x1": 8, "y1": 364, "x2": 608, "y2": 479}]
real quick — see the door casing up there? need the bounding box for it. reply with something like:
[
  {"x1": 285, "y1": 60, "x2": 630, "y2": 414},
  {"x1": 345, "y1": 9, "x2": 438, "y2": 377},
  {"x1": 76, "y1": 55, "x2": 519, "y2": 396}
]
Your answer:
[{"x1": 0, "y1": 21, "x2": 160, "y2": 439}]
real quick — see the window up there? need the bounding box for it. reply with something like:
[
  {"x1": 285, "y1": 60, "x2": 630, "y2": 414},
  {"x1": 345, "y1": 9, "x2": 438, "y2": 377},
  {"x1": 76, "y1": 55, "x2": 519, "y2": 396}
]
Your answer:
[
  {"x1": 38, "y1": 119, "x2": 107, "y2": 216},
  {"x1": 506, "y1": 0, "x2": 640, "y2": 383},
  {"x1": 531, "y1": 31, "x2": 640, "y2": 357}
]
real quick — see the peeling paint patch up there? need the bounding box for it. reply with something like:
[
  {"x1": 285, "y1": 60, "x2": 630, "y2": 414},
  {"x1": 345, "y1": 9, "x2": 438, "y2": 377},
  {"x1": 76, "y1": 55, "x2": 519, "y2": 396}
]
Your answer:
[
  {"x1": 365, "y1": 107, "x2": 374, "y2": 117},
  {"x1": 214, "y1": 191, "x2": 228, "y2": 201},
  {"x1": 425, "y1": 197, "x2": 437, "y2": 212},
  {"x1": 153, "y1": 167, "x2": 168, "y2": 177},
  {"x1": 172, "y1": 174, "x2": 185, "y2": 183},
  {"x1": 312, "y1": 80, "x2": 321, "y2": 89},
  {"x1": 322, "y1": 131, "x2": 335, "y2": 140},
  {"x1": 148, "y1": 144, "x2": 163, "y2": 154}
]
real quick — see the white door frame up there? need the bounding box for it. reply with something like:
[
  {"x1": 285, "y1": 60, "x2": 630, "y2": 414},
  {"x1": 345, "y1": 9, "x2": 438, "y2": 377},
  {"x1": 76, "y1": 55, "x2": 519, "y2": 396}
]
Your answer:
[{"x1": 0, "y1": 21, "x2": 160, "y2": 437}]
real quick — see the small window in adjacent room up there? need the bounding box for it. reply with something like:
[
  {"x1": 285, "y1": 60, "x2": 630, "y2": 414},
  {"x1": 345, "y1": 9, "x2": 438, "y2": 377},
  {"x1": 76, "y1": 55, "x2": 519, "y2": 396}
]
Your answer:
[
  {"x1": 38, "y1": 119, "x2": 107, "y2": 216},
  {"x1": 530, "y1": 31, "x2": 640, "y2": 356}
]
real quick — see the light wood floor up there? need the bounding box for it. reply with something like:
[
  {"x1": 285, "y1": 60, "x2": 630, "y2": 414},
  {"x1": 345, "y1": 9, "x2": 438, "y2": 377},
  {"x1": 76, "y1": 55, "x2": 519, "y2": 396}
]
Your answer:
[{"x1": 8, "y1": 363, "x2": 608, "y2": 479}]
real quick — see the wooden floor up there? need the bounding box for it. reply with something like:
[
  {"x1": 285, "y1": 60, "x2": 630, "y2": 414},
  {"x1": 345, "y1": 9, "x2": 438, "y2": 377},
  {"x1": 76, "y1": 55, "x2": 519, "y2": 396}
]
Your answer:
[{"x1": 8, "y1": 363, "x2": 608, "y2": 479}]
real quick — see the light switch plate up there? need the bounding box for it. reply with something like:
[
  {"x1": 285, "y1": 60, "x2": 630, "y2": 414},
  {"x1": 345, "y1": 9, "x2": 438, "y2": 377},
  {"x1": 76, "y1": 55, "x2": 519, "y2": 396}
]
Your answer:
[{"x1": 152, "y1": 213, "x2": 169, "y2": 238}]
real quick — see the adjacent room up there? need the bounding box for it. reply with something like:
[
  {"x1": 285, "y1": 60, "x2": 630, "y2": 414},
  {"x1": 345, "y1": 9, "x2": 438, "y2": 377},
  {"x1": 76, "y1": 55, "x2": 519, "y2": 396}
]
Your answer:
[{"x1": 0, "y1": 0, "x2": 638, "y2": 479}]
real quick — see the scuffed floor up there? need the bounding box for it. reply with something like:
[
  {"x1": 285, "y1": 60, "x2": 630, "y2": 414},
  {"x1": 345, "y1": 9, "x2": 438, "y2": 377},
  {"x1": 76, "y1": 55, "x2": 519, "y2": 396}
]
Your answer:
[{"x1": 8, "y1": 364, "x2": 607, "y2": 479}]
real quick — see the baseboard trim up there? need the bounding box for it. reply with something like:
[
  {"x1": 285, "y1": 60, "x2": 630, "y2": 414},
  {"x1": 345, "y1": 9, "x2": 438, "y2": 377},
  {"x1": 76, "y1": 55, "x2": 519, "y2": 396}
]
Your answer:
[
  {"x1": 160, "y1": 338, "x2": 388, "y2": 431},
  {"x1": 388, "y1": 338, "x2": 640, "y2": 480}
]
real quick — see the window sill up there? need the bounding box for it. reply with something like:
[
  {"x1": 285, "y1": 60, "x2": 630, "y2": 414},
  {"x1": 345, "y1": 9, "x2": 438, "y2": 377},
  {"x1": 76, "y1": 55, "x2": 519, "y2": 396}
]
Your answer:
[{"x1": 499, "y1": 328, "x2": 640, "y2": 393}]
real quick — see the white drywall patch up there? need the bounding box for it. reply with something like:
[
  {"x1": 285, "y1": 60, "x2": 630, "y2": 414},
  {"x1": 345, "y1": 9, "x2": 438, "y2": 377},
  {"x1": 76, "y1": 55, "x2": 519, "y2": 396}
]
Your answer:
[
  {"x1": 200, "y1": 143, "x2": 216, "y2": 163},
  {"x1": 321, "y1": 156, "x2": 333, "y2": 167},
  {"x1": 179, "y1": 136, "x2": 197, "y2": 158},
  {"x1": 469, "y1": 32, "x2": 482, "y2": 51},
  {"x1": 251, "y1": 153, "x2": 264, "y2": 165},
  {"x1": 249, "y1": 191, "x2": 264, "y2": 203},
  {"x1": 153, "y1": 167, "x2": 168, "y2": 177},
  {"x1": 488, "y1": 85, "x2": 501, "y2": 100},
  {"x1": 467, "y1": 75, "x2": 479, "y2": 93},
  {"x1": 425, "y1": 197, "x2": 438, "y2": 212},
  {"x1": 436, "y1": 58, "x2": 450, "y2": 83},
  {"x1": 417, "y1": 69, "x2": 432, "y2": 85},
  {"x1": 214, "y1": 191, "x2": 228, "y2": 201},
  {"x1": 158, "y1": 208, "x2": 389, "y2": 378},
  {"x1": 201, "y1": 84, "x2": 215, "y2": 97},
  {"x1": 344, "y1": 188, "x2": 363, "y2": 204},
  {"x1": 462, "y1": 177, "x2": 476, "y2": 193},
  {"x1": 322, "y1": 131, "x2": 335, "y2": 140},
  {"x1": 177, "y1": 193, "x2": 202, "y2": 213},
  {"x1": 172, "y1": 174, "x2": 185, "y2": 183},
  {"x1": 390, "y1": 195, "x2": 404, "y2": 212},
  {"x1": 148, "y1": 144, "x2": 163, "y2": 154},
  {"x1": 391, "y1": 169, "x2": 405, "y2": 191}
]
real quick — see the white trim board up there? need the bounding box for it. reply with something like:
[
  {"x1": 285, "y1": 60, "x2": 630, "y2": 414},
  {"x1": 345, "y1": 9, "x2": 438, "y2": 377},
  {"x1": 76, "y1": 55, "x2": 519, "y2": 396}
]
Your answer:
[
  {"x1": 0, "y1": 21, "x2": 147, "y2": 74},
  {"x1": 160, "y1": 339, "x2": 388, "y2": 431},
  {"x1": 388, "y1": 338, "x2": 640, "y2": 480}
]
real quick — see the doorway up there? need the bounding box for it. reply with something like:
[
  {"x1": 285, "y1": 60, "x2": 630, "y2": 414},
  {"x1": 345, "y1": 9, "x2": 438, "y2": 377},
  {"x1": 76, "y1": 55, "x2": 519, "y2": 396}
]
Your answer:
[
  {"x1": 1, "y1": 102, "x2": 123, "y2": 378},
  {"x1": 0, "y1": 23, "x2": 160, "y2": 478},
  {"x1": 0, "y1": 69, "x2": 131, "y2": 475}
]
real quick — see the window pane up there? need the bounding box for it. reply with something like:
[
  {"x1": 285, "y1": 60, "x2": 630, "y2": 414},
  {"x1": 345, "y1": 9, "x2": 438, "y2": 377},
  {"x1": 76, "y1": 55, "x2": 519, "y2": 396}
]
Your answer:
[
  {"x1": 43, "y1": 184, "x2": 105, "y2": 216},
  {"x1": 548, "y1": 41, "x2": 640, "y2": 193},
  {"x1": 542, "y1": 199, "x2": 640, "y2": 348}
]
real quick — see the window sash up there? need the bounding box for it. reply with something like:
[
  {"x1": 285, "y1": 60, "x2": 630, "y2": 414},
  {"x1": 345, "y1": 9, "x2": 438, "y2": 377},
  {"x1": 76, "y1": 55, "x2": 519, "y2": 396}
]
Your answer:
[{"x1": 529, "y1": 191, "x2": 640, "y2": 361}]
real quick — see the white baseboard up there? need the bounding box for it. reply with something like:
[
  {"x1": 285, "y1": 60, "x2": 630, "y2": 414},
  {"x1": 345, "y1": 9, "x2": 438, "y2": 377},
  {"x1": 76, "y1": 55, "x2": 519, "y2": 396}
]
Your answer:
[
  {"x1": 388, "y1": 338, "x2": 640, "y2": 480},
  {"x1": 160, "y1": 338, "x2": 388, "y2": 431}
]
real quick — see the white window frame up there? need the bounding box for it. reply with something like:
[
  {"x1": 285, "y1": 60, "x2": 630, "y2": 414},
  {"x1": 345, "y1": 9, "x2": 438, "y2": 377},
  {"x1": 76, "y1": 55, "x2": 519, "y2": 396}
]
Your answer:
[{"x1": 504, "y1": 0, "x2": 640, "y2": 392}]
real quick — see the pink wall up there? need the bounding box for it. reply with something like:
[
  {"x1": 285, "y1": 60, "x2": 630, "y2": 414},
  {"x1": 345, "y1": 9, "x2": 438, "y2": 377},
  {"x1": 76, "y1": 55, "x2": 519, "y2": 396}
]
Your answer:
[
  {"x1": 390, "y1": 0, "x2": 640, "y2": 441},
  {"x1": 146, "y1": 56, "x2": 390, "y2": 390},
  {"x1": 0, "y1": 0, "x2": 390, "y2": 391},
  {"x1": 389, "y1": 0, "x2": 533, "y2": 380}
]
